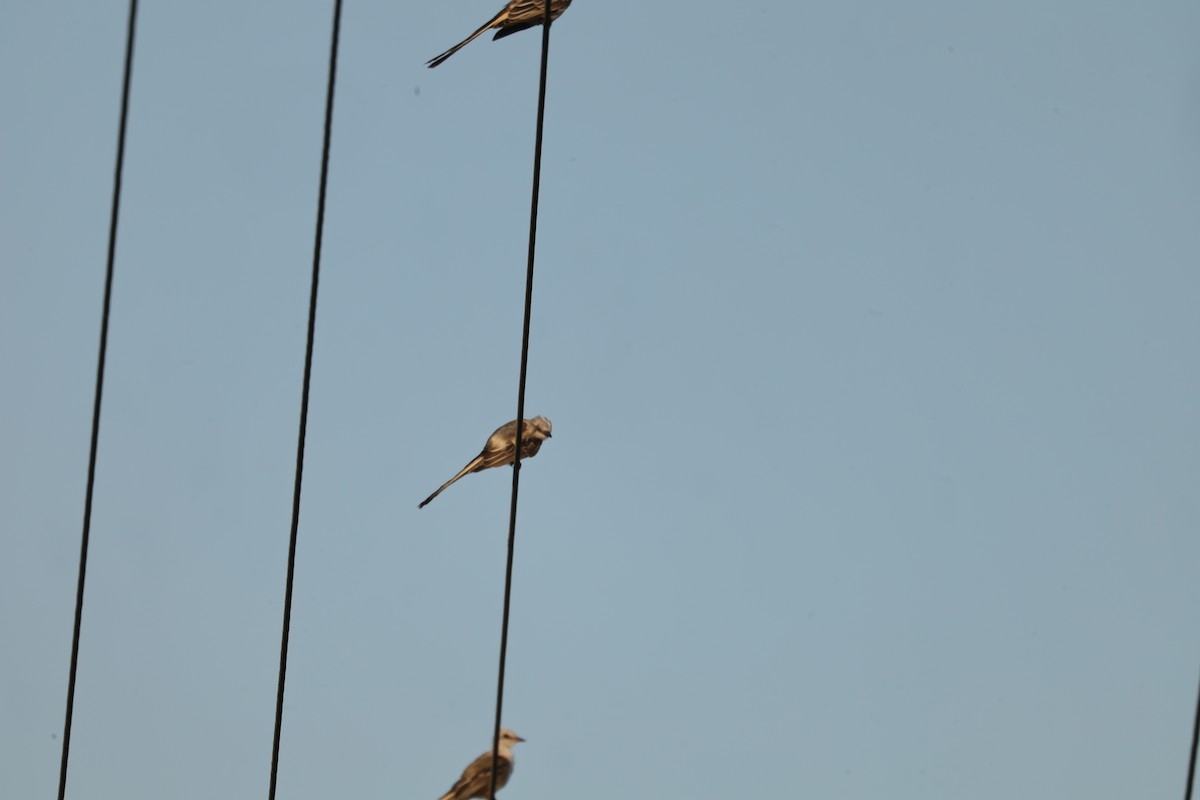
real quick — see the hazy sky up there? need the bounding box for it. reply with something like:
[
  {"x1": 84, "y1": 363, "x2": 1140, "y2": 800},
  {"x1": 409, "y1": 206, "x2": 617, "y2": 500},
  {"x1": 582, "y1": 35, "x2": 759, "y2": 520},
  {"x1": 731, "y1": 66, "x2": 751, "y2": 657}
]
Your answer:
[{"x1": 2, "y1": 1, "x2": 1199, "y2": 798}]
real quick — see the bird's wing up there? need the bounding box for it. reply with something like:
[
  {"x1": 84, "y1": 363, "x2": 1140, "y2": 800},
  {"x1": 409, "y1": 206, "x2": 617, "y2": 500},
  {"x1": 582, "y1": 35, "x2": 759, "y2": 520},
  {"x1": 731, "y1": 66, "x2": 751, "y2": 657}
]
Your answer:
[
  {"x1": 476, "y1": 421, "x2": 521, "y2": 470},
  {"x1": 489, "y1": 419, "x2": 521, "y2": 440},
  {"x1": 439, "y1": 752, "x2": 512, "y2": 800},
  {"x1": 492, "y1": 0, "x2": 569, "y2": 39}
]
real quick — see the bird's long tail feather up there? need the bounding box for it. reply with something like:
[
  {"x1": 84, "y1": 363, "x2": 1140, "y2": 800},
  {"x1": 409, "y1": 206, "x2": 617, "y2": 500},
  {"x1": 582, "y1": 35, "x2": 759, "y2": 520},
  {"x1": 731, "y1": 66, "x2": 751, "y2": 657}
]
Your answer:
[
  {"x1": 427, "y1": 9, "x2": 506, "y2": 68},
  {"x1": 418, "y1": 454, "x2": 485, "y2": 508}
]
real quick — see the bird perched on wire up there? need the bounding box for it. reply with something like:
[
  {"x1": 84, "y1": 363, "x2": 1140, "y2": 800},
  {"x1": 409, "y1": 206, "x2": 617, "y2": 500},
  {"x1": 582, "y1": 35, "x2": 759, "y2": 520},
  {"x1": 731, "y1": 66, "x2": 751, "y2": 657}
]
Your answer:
[
  {"x1": 427, "y1": 0, "x2": 574, "y2": 68},
  {"x1": 437, "y1": 729, "x2": 525, "y2": 800},
  {"x1": 418, "y1": 416, "x2": 553, "y2": 508}
]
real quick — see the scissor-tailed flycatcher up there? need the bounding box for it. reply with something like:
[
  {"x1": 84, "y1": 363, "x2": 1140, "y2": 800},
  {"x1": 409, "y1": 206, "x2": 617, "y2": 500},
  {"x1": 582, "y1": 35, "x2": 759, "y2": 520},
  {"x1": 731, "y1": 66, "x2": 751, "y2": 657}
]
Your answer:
[
  {"x1": 427, "y1": 0, "x2": 574, "y2": 68},
  {"x1": 419, "y1": 416, "x2": 552, "y2": 508},
  {"x1": 437, "y1": 729, "x2": 525, "y2": 800}
]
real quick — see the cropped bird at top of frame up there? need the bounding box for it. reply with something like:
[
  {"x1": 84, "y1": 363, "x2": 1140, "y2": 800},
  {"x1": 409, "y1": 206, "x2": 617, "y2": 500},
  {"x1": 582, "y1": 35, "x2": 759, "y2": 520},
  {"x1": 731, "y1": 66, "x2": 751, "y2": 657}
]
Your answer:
[
  {"x1": 418, "y1": 416, "x2": 553, "y2": 509},
  {"x1": 427, "y1": 0, "x2": 574, "y2": 68},
  {"x1": 437, "y1": 729, "x2": 525, "y2": 800}
]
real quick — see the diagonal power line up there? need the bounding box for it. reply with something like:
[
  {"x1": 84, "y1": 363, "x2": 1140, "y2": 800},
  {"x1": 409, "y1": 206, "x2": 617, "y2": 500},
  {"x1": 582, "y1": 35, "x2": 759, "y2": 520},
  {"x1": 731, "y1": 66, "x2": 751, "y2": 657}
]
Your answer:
[
  {"x1": 1186, "y1": 666, "x2": 1200, "y2": 800},
  {"x1": 57, "y1": 1, "x2": 140, "y2": 798},
  {"x1": 267, "y1": 1, "x2": 343, "y2": 798},
  {"x1": 489, "y1": 0, "x2": 558, "y2": 797}
]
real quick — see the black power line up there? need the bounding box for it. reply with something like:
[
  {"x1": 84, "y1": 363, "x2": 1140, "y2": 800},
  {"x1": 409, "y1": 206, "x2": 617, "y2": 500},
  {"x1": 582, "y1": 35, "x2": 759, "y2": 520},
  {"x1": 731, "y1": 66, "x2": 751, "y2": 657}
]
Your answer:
[
  {"x1": 267, "y1": 1, "x2": 343, "y2": 798},
  {"x1": 1186, "y1": 667, "x2": 1200, "y2": 800},
  {"x1": 489, "y1": 0, "x2": 557, "y2": 796},
  {"x1": 57, "y1": 2, "x2": 139, "y2": 798}
]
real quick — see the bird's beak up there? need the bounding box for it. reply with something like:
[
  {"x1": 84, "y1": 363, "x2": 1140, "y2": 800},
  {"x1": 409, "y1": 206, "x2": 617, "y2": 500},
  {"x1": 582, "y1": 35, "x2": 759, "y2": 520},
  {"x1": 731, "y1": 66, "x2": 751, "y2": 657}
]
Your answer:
[{"x1": 514, "y1": 735, "x2": 526, "y2": 742}]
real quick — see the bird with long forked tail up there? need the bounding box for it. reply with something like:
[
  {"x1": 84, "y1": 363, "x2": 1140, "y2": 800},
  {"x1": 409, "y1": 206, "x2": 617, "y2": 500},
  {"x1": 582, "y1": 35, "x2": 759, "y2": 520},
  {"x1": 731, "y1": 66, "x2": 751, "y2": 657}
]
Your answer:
[
  {"x1": 427, "y1": 0, "x2": 573, "y2": 68},
  {"x1": 418, "y1": 416, "x2": 552, "y2": 508}
]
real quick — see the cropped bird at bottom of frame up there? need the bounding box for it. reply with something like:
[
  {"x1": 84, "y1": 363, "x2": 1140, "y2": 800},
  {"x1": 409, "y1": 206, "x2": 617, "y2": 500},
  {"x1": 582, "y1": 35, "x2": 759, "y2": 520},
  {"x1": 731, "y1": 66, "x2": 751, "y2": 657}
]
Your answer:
[
  {"x1": 437, "y1": 729, "x2": 525, "y2": 800},
  {"x1": 427, "y1": 0, "x2": 574, "y2": 68},
  {"x1": 418, "y1": 416, "x2": 553, "y2": 508}
]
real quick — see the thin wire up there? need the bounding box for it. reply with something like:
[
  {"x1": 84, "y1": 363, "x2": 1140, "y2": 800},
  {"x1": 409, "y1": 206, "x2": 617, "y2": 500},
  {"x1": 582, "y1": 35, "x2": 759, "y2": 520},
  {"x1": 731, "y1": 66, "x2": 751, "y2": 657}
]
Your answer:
[
  {"x1": 267, "y1": 1, "x2": 342, "y2": 797},
  {"x1": 489, "y1": 0, "x2": 555, "y2": 796},
  {"x1": 57, "y1": 2, "x2": 139, "y2": 798},
  {"x1": 1186, "y1": 667, "x2": 1200, "y2": 800}
]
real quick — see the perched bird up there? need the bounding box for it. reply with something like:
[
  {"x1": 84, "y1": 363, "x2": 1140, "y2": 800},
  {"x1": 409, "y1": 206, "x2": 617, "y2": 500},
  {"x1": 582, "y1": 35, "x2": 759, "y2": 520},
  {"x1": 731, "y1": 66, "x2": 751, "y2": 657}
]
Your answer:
[
  {"x1": 437, "y1": 729, "x2": 526, "y2": 800},
  {"x1": 419, "y1": 416, "x2": 553, "y2": 508},
  {"x1": 427, "y1": 0, "x2": 574, "y2": 68}
]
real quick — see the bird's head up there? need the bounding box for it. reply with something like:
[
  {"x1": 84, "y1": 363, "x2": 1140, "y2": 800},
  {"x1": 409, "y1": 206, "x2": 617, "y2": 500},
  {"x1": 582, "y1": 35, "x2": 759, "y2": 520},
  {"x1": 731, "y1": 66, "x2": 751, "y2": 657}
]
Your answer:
[
  {"x1": 527, "y1": 416, "x2": 552, "y2": 440},
  {"x1": 499, "y1": 729, "x2": 526, "y2": 746}
]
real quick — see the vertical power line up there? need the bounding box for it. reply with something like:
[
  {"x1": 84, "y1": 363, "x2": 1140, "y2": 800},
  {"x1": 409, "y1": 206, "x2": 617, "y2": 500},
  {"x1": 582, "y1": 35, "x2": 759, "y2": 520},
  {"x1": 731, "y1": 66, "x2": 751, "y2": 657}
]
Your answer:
[
  {"x1": 57, "y1": 2, "x2": 140, "y2": 798},
  {"x1": 1186, "y1": 667, "x2": 1200, "y2": 800},
  {"x1": 267, "y1": 1, "x2": 343, "y2": 797},
  {"x1": 489, "y1": 0, "x2": 557, "y2": 796}
]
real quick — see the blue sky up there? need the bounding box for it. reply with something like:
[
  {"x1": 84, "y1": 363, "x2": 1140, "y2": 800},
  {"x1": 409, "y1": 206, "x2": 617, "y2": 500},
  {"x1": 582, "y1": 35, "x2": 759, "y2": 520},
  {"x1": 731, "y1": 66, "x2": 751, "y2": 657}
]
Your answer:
[{"x1": 2, "y1": 1, "x2": 1199, "y2": 798}]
